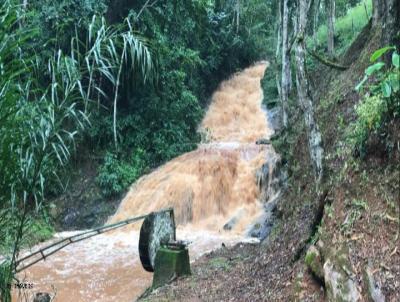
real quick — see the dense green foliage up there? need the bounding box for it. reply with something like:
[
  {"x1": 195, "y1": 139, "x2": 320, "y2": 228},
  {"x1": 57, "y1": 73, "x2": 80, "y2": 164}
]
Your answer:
[
  {"x1": 0, "y1": 0, "x2": 153, "y2": 295},
  {"x1": 263, "y1": 0, "x2": 370, "y2": 109},
  {"x1": 96, "y1": 151, "x2": 148, "y2": 197},
  {"x1": 86, "y1": 0, "x2": 273, "y2": 196},
  {"x1": 310, "y1": 0, "x2": 372, "y2": 54},
  {"x1": 0, "y1": 1, "x2": 90, "y2": 210},
  {"x1": 349, "y1": 47, "x2": 400, "y2": 154},
  {"x1": 0, "y1": 0, "x2": 273, "y2": 261}
]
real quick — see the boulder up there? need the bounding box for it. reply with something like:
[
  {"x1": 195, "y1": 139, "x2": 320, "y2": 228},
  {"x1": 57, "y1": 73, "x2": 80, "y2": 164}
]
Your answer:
[
  {"x1": 33, "y1": 293, "x2": 51, "y2": 302},
  {"x1": 364, "y1": 265, "x2": 385, "y2": 302},
  {"x1": 305, "y1": 245, "x2": 324, "y2": 281},
  {"x1": 323, "y1": 258, "x2": 361, "y2": 302},
  {"x1": 255, "y1": 138, "x2": 271, "y2": 145}
]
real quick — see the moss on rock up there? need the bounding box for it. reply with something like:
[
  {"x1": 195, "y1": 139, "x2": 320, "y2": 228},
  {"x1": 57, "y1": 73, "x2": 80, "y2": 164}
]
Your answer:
[
  {"x1": 305, "y1": 245, "x2": 324, "y2": 281},
  {"x1": 152, "y1": 246, "x2": 191, "y2": 289}
]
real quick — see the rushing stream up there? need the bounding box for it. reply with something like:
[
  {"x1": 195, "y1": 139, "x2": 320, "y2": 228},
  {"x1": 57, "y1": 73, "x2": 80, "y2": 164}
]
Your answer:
[{"x1": 13, "y1": 62, "x2": 279, "y2": 302}]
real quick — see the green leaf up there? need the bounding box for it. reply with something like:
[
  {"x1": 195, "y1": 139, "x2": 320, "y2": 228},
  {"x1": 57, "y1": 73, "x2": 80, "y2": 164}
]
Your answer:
[
  {"x1": 381, "y1": 81, "x2": 392, "y2": 98},
  {"x1": 389, "y1": 73, "x2": 399, "y2": 92},
  {"x1": 392, "y1": 52, "x2": 400, "y2": 68},
  {"x1": 355, "y1": 75, "x2": 368, "y2": 91},
  {"x1": 365, "y1": 62, "x2": 385, "y2": 76},
  {"x1": 370, "y1": 46, "x2": 395, "y2": 62}
]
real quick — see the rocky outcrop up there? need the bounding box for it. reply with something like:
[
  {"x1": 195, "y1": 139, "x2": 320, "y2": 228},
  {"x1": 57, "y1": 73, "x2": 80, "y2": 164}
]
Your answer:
[
  {"x1": 256, "y1": 162, "x2": 270, "y2": 202},
  {"x1": 364, "y1": 265, "x2": 385, "y2": 302},
  {"x1": 305, "y1": 244, "x2": 362, "y2": 302},
  {"x1": 324, "y1": 258, "x2": 361, "y2": 302},
  {"x1": 33, "y1": 293, "x2": 51, "y2": 302},
  {"x1": 305, "y1": 245, "x2": 324, "y2": 281},
  {"x1": 255, "y1": 138, "x2": 271, "y2": 145},
  {"x1": 250, "y1": 155, "x2": 287, "y2": 240}
]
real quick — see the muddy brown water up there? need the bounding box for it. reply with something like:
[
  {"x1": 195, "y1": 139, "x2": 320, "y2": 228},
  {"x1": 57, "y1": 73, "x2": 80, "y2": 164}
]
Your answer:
[{"x1": 13, "y1": 62, "x2": 278, "y2": 302}]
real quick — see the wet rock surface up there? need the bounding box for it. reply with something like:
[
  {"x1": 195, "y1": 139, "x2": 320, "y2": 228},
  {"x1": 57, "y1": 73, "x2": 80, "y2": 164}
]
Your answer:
[
  {"x1": 32, "y1": 293, "x2": 51, "y2": 302},
  {"x1": 50, "y1": 163, "x2": 120, "y2": 230}
]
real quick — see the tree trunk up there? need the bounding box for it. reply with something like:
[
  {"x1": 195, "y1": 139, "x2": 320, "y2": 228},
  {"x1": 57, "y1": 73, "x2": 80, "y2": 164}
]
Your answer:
[
  {"x1": 326, "y1": 0, "x2": 335, "y2": 57},
  {"x1": 313, "y1": 0, "x2": 321, "y2": 50},
  {"x1": 235, "y1": 0, "x2": 240, "y2": 34},
  {"x1": 295, "y1": 0, "x2": 324, "y2": 181},
  {"x1": 372, "y1": 0, "x2": 400, "y2": 61},
  {"x1": 372, "y1": 0, "x2": 383, "y2": 27},
  {"x1": 276, "y1": 0, "x2": 282, "y2": 60},
  {"x1": 381, "y1": 0, "x2": 400, "y2": 48},
  {"x1": 275, "y1": 0, "x2": 282, "y2": 102},
  {"x1": 281, "y1": 0, "x2": 290, "y2": 128},
  {"x1": 372, "y1": 0, "x2": 400, "y2": 42}
]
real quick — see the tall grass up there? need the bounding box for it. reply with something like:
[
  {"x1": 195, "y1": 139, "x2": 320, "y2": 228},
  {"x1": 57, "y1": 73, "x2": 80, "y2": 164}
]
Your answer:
[
  {"x1": 310, "y1": 0, "x2": 372, "y2": 55},
  {"x1": 0, "y1": 1, "x2": 153, "y2": 300}
]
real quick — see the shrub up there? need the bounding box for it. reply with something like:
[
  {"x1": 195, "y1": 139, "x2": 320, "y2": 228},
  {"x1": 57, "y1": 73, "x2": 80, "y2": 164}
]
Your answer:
[
  {"x1": 96, "y1": 150, "x2": 148, "y2": 197},
  {"x1": 348, "y1": 95, "x2": 387, "y2": 149},
  {"x1": 348, "y1": 47, "x2": 400, "y2": 153},
  {"x1": 0, "y1": 209, "x2": 54, "y2": 254}
]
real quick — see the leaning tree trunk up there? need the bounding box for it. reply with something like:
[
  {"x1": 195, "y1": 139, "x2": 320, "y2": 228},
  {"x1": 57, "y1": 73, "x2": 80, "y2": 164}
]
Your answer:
[
  {"x1": 295, "y1": 0, "x2": 324, "y2": 181},
  {"x1": 281, "y1": 0, "x2": 291, "y2": 128},
  {"x1": 326, "y1": 0, "x2": 335, "y2": 57}
]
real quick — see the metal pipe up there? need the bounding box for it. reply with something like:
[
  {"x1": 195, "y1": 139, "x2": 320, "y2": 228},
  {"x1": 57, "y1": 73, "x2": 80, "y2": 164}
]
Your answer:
[{"x1": 14, "y1": 208, "x2": 173, "y2": 273}]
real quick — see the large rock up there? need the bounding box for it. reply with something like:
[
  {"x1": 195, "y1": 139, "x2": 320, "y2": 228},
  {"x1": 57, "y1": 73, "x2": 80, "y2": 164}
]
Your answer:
[
  {"x1": 323, "y1": 257, "x2": 361, "y2": 302},
  {"x1": 305, "y1": 245, "x2": 324, "y2": 281},
  {"x1": 364, "y1": 265, "x2": 385, "y2": 302},
  {"x1": 33, "y1": 293, "x2": 51, "y2": 302},
  {"x1": 255, "y1": 138, "x2": 271, "y2": 145}
]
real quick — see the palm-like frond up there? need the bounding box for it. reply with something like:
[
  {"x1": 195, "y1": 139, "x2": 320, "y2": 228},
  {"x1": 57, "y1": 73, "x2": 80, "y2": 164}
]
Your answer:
[{"x1": 82, "y1": 15, "x2": 153, "y2": 148}]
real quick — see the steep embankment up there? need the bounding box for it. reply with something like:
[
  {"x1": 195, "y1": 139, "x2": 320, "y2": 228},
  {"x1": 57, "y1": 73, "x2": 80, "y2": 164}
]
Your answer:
[{"x1": 143, "y1": 23, "x2": 399, "y2": 301}]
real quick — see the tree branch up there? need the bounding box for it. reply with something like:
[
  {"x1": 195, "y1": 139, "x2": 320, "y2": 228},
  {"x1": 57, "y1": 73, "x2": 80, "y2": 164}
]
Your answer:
[
  {"x1": 306, "y1": 47, "x2": 349, "y2": 70},
  {"x1": 136, "y1": 0, "x2": 159, "y2": 21}
]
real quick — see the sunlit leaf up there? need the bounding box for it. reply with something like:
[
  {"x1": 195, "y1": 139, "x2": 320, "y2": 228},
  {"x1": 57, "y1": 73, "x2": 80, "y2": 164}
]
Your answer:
[{"x1": 370, "y1": 46, "x2": 395, "y2": 62}]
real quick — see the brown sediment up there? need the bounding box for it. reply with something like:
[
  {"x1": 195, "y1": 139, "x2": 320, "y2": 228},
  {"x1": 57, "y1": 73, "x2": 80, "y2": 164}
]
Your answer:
[
  {"x1": 111, "y1": 62, "x2": 275, "y2": 234},
  {"x1": 15, "y1": 62, "x2": 274, "y2": 302}
]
